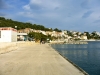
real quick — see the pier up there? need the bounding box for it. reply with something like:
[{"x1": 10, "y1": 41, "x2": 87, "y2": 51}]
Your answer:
[{"x1": 0, "y1": 43, "x2": 88, "y2": 75}]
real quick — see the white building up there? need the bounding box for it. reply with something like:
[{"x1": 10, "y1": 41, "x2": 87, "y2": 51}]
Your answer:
[
  {"x1": 81, "y1": 35, "x2": 87, "y2": 40},
  {"x1": 0, "y1": 27, "x2": 17, "y2": 42},
  {"x1": 17, "y1": 33, "x2": 28, "y2": 41}
]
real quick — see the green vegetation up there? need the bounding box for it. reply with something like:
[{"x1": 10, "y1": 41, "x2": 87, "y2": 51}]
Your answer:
[
  {"x1": 0, "y1": 17, "x2": 61, "y2": 32},
  {"x1": 0, "y1": 17, "x2": 50, "y2": 30},
  {"x1": 0, "y1": 17, "x2": 59, "y2": 41},
  {"x1": 28, "y1": 32, "x2": 53, "y2": 42},
  {"x1": 53, "y1": 28, "x2": 62, "y2": 32}
]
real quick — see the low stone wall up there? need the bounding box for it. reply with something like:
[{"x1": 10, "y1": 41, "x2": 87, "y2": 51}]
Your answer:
[
  {"x1": 16, "y1": 41, "x2": 36, "y2": 47},
  {"x1": 50, "y1": 41, "x2": 64, "y2": 44},
  {"x1": 0, "y1": 41, "x2": 36, "y2": 54},
  {"x1": 0, "y1": 42, "x2": 18, "y2": 54}
]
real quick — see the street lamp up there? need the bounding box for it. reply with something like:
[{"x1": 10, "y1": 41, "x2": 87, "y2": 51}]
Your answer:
[
  {"x1": 15, "y1": 26, "x2": 17, "y2": 29},
  {"x1": 15, "y1": 26, "x2": 18, "y2": 42}
]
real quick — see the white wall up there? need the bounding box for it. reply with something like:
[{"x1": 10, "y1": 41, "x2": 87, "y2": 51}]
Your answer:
[
  {"x1": 11, "y1": 30, "x2": 17, "y2": 42},
  {"x1": 0, "y1": 30, "x2": 17, "y2": 42}
]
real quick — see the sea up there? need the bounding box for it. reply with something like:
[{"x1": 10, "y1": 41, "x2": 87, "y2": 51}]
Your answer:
[{"x1": 51, "y1": 41, "x2": 100, "y2": 75}]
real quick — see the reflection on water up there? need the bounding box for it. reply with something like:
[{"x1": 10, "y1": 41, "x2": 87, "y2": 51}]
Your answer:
[{"x1": 51, "y1": 41, "x2": 100, "y2": 75}]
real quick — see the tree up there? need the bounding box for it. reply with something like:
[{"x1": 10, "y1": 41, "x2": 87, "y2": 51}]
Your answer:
[
  {"x1": 0, "y1": 17, "x2": 55, "y2": 31},
  {"x1": 54, "y1": 28, "x2": 62, "y2": 32},
  {"x1": 84, "y1": 32, "x2": 90, "y2": 39},
  {"x1": 67, "y1": 31, "x2": 74, "y2": 37}
]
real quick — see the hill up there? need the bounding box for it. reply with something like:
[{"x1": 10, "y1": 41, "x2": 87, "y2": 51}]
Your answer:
[{"x1": 0, "y1": 17, "x2": 61, "y2": 32}]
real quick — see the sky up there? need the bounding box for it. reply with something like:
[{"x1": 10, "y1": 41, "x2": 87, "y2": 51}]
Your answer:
[{"x1": 0, "y1": 0, "x2": 100, "y2": 32}]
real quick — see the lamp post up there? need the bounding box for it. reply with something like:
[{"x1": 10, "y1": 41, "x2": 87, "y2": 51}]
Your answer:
[
  {"x1": 15, "y1": 26, "x2": 17, "y2": 30},
  {"x1": 15, "y1": 26, "x2": 17, "y2": 42}
]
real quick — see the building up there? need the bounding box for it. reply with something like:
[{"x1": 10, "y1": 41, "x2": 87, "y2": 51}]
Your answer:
[
  {"x1": 81, "y1": 35, "x2": 87, "y2": 40},
  {"x1": 0, "y1": 27, "x2": 17, "y2": 42},
  {"x1": 17, "y1": 33, "x2": 28, "y2": 41}
]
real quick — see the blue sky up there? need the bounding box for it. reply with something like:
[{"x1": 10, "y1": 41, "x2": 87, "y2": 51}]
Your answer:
[{"x1": 0, "y1": 0, "x2": 100, "y2": 32}]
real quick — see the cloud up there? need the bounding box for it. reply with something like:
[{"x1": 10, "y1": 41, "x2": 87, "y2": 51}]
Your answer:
[
  {"x1": 18, "y1": 12, "x2": 35, "y2": 18},
  {"x1": 82, "y1": 11, "x2": 93, "y2": 18},
  {"x1": 23, "y1": 5, "x2": 30, "y2": 10},
  {"x1": 81, "y1": 0, "x2": 90, "y2": 9},
  {"x1": 23, "y1": 0, "x2": 60, "y2": 11},
  {"x1": 21, "y1": 0, "x2": 62, "y2": 20}
]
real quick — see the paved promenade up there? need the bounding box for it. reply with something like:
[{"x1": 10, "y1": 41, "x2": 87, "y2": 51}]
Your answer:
[{"x1": 0, "y1": 43, "x2": 86, "y2": 75}]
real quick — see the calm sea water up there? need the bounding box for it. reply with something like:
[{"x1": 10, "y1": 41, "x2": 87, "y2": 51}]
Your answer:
[{"x1": 51, "y1": 41, "x2": 100, "y2": 75}]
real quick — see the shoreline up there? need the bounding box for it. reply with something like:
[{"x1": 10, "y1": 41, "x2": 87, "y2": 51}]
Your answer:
[
  {"x1": 50, "y1": 41, "x2": 88, "y2": 44},
  {"x1": 49, "y1": 44, "x2": 89, "y2": 75},
  {"x1": 0, "y1": 43, "x2": 87, "y2": 75}
]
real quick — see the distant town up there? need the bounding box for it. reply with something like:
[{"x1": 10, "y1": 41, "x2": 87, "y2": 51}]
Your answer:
[{"x1": 17, "y1": 28, "x2": 100, "y2": 41}]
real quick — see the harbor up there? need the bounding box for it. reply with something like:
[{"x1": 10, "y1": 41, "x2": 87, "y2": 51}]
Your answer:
[
  {"x1": 0, "y1": 42, "x2": 88, "y2": 75},
  {"x1": 51, "y1": 41, "x2": 100, "y2": 75}
]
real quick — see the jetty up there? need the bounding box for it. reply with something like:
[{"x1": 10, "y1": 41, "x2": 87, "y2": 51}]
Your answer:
[{"x1": 0, "y1": 42, "x2": 88, "y2": 75}]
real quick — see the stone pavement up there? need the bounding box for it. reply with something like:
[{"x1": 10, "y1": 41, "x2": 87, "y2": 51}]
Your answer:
[{"x1": 0, "y1": 43, "x2": 86, "y2": 75}]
